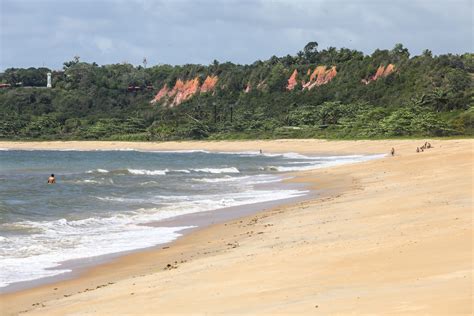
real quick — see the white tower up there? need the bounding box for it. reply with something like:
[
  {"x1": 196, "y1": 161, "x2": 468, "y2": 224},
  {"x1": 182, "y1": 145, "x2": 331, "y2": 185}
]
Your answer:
[{"x1": 47, "y1": 72, "x2": 52, "y2": 88}]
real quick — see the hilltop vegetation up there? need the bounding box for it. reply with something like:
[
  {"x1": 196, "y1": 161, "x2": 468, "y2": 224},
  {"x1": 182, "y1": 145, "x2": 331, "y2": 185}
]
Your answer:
[{"x1": 0, "y1": 43, "x2": 472, "y2": 140}]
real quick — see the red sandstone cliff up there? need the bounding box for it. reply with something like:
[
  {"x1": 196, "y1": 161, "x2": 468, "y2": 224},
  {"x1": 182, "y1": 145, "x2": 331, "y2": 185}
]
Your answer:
[
  {"x1": 383, "y1": 64, "x2": 395, "y2": 77},
  {"x1": 151, "y1": 75, "x2": 219, "y2": 106},
  {"x1": 150, "y1": 85, "x2": 169, "y2": 104},
  {"x1": 172, "y1": 78, "x2": 200, "y2": 106},
  {"x1": 361, "y1": 64, "x2": 395, "y2": 84},
  {"x1": 200, "y1": 75, "x2": 218, "y2": 94},
  {"x1": 286, "y1": 69, "x2": 298, "y2": 91},
  {"x1": 284, "y1": 66, "x2": 338, "y2": 92},
  {"x1": 152, "y1": 65, "x2": 342, "y2": 106},
  {"x1": 302, "y1": 66, "x2": 337, "y2": 90}
]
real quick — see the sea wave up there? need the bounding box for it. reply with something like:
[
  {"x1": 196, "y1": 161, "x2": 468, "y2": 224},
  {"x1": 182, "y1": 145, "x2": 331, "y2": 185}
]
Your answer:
[
  {"x1": 274, "y1": 154, "x2": 386, "y2": 172},
  {"x1": 191, "y1": 174, "x2": 282, "y2": 185},
  {"x1": 86, "y1": 168, "x2": 109, "y2": 174},
  {"x1": 127, "y1": 168, "x2": 169, "y2": 176},
  {"x1": 139, "y1": 180, "x2": 159, "y2": 186},
  {"x1": 148, "y1": 149, "x2": 211, "y2": 154},
  {"x1": 192, "y1": 175, "x2": 250, "y2": 183},
  {"x1": 170, "y1": 169, "x2": 191, "y2": 173},
  {"x1": 0, "y1": 187, "x2": 305, "y2": 288},
  {"x1": 191, "y1": 167, "x2": 240, "y2": 174},
  {"x1": 80, "y1": 179, "x2": 100, "y2": 184},
  {"x1": 85, "y1": 168, "x2": 238, "y2": 176},
  {"x1": 0, "y1": 217, "x2": 192, "y2": 288}
]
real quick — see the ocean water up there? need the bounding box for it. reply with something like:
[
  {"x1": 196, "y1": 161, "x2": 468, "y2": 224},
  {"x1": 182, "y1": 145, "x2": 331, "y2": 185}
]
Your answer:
[{"x1": 0, "y1": 149, "x2": 383, "y2": 288}]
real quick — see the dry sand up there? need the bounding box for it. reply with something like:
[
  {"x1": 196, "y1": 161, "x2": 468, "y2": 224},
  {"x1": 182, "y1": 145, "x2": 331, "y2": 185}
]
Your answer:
[{"x1": 0, "y1": 139, "x2": 472, "y2": 315}]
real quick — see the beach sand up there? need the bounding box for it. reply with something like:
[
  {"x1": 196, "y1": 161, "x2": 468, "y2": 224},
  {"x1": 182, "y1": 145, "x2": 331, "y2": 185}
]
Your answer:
[{"x1": 0, "y1": 139, "x2": 472, "y2": 315}]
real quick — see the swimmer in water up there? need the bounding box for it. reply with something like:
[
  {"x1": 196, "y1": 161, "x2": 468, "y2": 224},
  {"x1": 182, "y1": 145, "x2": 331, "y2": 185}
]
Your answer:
[{"x1": 47, "y1": 174, "x2": 56, "y2": 184}]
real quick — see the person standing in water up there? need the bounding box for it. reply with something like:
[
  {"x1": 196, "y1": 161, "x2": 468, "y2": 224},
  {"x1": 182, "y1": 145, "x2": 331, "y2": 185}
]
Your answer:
[{"x1": 47, "y1": 174, "x2": 56, "y2": 184}]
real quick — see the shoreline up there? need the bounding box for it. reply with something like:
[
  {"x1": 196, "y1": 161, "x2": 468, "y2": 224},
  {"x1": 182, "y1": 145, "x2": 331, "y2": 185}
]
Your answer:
[
  {"x1": 0, "y1": 168, "x2": 322, "y2": 315},
  {"x1": 0, "y1": 139, "x2": 406, "y2": 155},
  {"x1": 0, "y1": 139, "x2": 472, "y2": 315},
  {"x1": 1, "y1": 176, "x2": 312, "y2": 294}
]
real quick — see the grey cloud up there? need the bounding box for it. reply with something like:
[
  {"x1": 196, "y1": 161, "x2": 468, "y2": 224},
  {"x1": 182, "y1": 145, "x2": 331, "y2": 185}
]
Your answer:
[{"x1": 0, "y1": 0, "x2": 472, "y2": 70}]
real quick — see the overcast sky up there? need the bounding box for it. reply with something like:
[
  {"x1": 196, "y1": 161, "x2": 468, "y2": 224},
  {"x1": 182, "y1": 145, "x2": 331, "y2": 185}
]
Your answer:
[{"x1": 0, "y1": 0, "x2": 472, "y2": 70}]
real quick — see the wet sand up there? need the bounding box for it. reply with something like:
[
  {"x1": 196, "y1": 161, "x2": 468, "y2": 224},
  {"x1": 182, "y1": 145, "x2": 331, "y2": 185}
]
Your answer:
[{"x1": 0, "y1": 139, "x2": 472, "y2": 315}]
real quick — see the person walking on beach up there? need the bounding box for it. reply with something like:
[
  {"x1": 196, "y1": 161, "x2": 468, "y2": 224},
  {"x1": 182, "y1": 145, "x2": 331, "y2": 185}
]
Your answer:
[
  {"x1": 391, "y1": 148, "x2": 395, "y2": 156},
  {"x1": 47, "y1": 174, "x2": 56, "y2": 184}
]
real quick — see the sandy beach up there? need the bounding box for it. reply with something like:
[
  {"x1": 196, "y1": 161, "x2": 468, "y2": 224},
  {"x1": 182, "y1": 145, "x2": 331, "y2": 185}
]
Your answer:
[{"x1": 0, "y1": 139, "x2": 472, "y2": 315}]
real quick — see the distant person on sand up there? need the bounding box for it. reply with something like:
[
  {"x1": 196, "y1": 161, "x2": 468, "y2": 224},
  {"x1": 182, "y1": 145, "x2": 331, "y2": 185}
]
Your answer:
[
  {"x1": 416, "y1": 147, "x2": 420, "y2": 153},
  {"x1": 47, "y1": 174, "x2": 56, "y2": 184},
  {"x1": 259, "y1": 149, "x2": 263, "y2": 154},
  {"x1": 391, "y1": 148, "x2": 395, "y2": 156}
]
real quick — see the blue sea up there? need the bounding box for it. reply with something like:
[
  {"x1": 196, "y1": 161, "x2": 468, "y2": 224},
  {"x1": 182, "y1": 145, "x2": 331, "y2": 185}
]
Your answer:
[{"x1": 0, "y1": 149, "x2": 383, "y2": 288}]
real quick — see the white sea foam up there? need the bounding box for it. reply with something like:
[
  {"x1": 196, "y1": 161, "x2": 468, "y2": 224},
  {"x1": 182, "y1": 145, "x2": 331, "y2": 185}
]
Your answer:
[
  {"x1": 85, "y1": 168, "x2": 245, "y2": 176},
  {"x1": 279, "y1": 152, "x2": 315, "y2": 159},
  {"x1": 0, "y1": 219, "x2": 192, "y2": 288},
  {"x1": 171, "y1": 169, "x2": 191, "y2": 173},
  {"x1": 133, "y1": 189, "x2": 307, "y2": 222},
  {"x1": 148, "y1": 149, "x2": 211, "y2": 154},
  {"x1": 76, "y1": 179, "x2": 101, "y2": 184},
  {"x1": 274, "y1": 154, "x2": 386, "y2": 172},
  {"x1": 86, "y1": 168, "x2": 109, "y2": 174},
  {"x1": 94, "y1": 148, "x2": 137, "y2": 152},
  {"x1": 95, "y1": 196, "x2": 129, "y2": 202},
  {"x1": 0, "y1": 186, "x2": 305, "y2": 288},
  {"x1": 192, "y1": 174, "x2": 283, "y2": 185},
  {"x1": 192, "y1": 176, "x2": 249, "y2": 183},
  {"x1": 221, "y1": 151, "x2": 312, "y2": 159},
  {"x1": 191, "y1": 167, "x2": 240, "y2": 174},
  {"x1": 127, "y1": 168, "x2": 169, "y2": 175},
  {"x1": 75, "y1": 178, "x2": 114, "y2": 185},
  {"x1": 139, "y1": 180, "x2": 159, "y2": 186}
]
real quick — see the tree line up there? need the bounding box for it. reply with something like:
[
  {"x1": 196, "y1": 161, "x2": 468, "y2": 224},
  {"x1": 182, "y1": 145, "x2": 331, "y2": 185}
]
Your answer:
[{"x1": 0, "y1": 43, "x2": 472, "y2": 140}]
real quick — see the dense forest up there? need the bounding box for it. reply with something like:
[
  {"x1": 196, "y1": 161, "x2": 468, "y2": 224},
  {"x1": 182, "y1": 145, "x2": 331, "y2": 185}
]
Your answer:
[{"x1": 0, "y1": 42, "x2": 472, "y2": 140}]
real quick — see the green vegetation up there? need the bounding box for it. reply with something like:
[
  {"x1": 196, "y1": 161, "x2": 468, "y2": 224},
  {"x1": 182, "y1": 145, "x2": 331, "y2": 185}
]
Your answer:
[{"x1": 0, "y1": 43, "x2": 472, "y2": 140}]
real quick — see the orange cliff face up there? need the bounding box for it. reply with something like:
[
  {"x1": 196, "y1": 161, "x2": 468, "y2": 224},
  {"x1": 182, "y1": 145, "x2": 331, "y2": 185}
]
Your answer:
[
  {"x1": 309, "y1": 66, "x2": 325, "y2": 81},
  {"x1": 286, "y1": 69, "x2": 298, "y2": 91},
  {"x1": 151, "y1": 75, "x2": 219, "y2": 106},
  {"x1": 362, "y1": 64, "x2": 395, "y2": 84},
  {"x1": 302, "y1": 66, "x2": 337, "y2": 90},
  {"x1": 150, "y1": 85, "x2": 169, "y2": 104},
  {"x1": 172, "y1": 78, "x2": 200, "y2": 106},
  {"x1": 383, "y1": 64, "x2": 395, "y2": 77},
  {"x1": 200, "y1": 75, "x2": 218, "y2": 94},
  {"x1": 285, "y1": 66, "x2": 337, "y2": 92}
]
